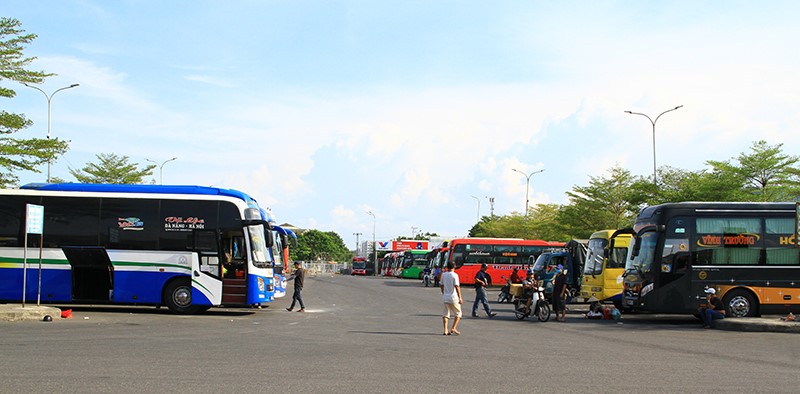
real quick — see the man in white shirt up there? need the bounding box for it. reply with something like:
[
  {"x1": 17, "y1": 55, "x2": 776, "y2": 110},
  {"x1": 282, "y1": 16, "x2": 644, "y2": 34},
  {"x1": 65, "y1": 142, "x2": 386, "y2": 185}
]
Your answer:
[{"x1": 440, "y1": 261, "x2": 463, "y2": 335}]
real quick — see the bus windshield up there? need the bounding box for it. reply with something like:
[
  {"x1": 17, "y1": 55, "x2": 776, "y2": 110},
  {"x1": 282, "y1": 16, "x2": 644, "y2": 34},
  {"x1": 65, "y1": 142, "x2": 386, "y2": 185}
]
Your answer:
[
  {"x1": 626, "y1": 231, "x2": 658, "y2": 274},
  {"x1": 248, "y1": 224, "x2": 270, "y2": 268},
  {"x1": 584, "y1": 238, "x2": 607, "y2": 275},
  {"x1": 352, "y1": 261, "x2": 367, "y2": 269}
]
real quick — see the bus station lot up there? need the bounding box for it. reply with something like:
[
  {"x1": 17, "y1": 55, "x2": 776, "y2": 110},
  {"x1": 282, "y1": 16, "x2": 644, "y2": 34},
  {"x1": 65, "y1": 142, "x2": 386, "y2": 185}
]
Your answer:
[{"x1": 2, "y1": 275, "x2": 800, "y2": 393}]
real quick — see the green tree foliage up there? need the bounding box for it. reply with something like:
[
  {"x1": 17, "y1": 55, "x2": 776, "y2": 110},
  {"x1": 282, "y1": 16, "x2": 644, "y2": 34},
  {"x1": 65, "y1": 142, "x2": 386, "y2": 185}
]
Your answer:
[
  {"x1": 561, "y1": 166, "x2": 640, "y2": 235},
  {"x1": 69, "y1": 153, "x2": 156, "y2": 184},
  {"x1": 706, "y1": 140, "x2": 800, "y2": 201},
  {"x1": 0, "y1": 18, "x2": 68, "y2": 186},
  {"x1": 291, "y1": 229, "x2": 352, "y2": 262},
  {"x1": 470, "y1": 204, "x2": 569, "y2": 241}
]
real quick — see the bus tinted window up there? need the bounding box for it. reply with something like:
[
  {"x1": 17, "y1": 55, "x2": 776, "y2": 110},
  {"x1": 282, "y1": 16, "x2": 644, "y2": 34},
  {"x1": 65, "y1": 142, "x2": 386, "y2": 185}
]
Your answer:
[
  {"x1": 765, "y1": 218, "x2": 799, "y2": 265},
  {"x1": 694, "y1": 218, "x2": 762, "y2": 265},
  {"x1": 41, "y1": 196, "x2": 102, "y2": 247},
  {"x1": 0, "y1": 195, "x2": 30, "y2": 247},
  {"x1": 100, "y1": 198, "x2": 160, "y2": 250}
]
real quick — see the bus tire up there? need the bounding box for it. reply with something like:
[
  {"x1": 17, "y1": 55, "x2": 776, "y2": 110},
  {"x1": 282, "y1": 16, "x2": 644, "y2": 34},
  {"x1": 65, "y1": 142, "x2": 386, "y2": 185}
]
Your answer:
[
  {"x1": 164, "y1": 278, "x2": 200, "y2": 314},
  {"x1": 723, "y1": 289, "x2": 758, "y2": 318},
  {"x1": 418, "y1": 272, "x2": 424, "y2": 280}
]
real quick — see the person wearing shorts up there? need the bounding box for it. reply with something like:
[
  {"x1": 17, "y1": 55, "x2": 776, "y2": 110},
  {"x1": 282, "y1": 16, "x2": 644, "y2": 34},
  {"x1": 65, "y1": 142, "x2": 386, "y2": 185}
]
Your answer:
[{"x1": 440, "y1": 261, "x2": 462, "y2": 335}]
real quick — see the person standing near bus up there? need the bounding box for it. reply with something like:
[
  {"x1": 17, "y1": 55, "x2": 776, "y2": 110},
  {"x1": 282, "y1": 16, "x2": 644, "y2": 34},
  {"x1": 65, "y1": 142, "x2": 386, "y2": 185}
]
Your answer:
[
  {"x1": 553, "y1": 265, "x2": 568, "y2": 322},
  {"x1": 286, "y1": 261, "x2": 305, "y2": 312},
  {"x1": 472, "y1": 263, "x2": 496, "y2": 318},
  {"x1": 699, "y1": 287, "x2": 726, "y2": 328},
  {"x1": 440, "y1": 261, "x2": 463, "y2": 335}
]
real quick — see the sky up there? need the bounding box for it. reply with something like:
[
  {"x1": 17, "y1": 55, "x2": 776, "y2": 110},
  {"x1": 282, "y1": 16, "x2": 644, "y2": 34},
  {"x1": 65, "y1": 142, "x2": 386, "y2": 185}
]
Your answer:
[{"x1": 4, "y1": 1, "x2": 800, "y2": 250}]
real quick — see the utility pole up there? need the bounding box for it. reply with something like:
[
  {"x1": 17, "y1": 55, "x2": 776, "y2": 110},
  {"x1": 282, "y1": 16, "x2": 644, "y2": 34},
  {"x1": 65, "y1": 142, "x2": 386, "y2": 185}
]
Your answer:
[{"x1": 353, "y1": 232, "x2": 362, "y2": 255}]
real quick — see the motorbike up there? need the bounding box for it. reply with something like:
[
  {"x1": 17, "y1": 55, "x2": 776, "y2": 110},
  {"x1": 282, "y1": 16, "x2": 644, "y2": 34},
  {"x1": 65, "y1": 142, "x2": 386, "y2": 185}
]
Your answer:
[
  {"x1": 513, "y1": 285, "x2": 551, "y2": 322},
  {"x1": 422, "y1": 268, "x2": 434, "y2": 287},
  {"x1": 497, "y1": 277, "x2": 514, "y2": 303}
]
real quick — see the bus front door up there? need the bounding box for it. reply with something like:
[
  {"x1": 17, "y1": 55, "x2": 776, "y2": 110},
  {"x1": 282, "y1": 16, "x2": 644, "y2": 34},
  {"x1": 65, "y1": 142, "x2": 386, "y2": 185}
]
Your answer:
[{"x1": 191, "y1": 252, "x2": 222, "y2": 306}]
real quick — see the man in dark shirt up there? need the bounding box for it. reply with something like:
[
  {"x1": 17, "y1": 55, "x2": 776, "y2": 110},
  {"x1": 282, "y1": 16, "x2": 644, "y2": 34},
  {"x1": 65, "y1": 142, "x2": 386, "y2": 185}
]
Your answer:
[
  {"x1": 471, "y1": 263, "x2": 496, "y2": 318},
  {"x1": 286, "y1": 261, "x2": 305, "y2": 312},
  {"x1": 552, "y1": 264, "x2": 568, "y2": 322},
  {"x1": 700, "y1": 287, "x2": 726, "y2": 328}
]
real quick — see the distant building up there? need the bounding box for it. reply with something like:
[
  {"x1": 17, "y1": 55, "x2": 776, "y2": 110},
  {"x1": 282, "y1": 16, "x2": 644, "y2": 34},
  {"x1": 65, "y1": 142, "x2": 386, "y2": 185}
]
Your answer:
[{"x1": 278, "y1": 223, "x2": 305, "y2": 235}]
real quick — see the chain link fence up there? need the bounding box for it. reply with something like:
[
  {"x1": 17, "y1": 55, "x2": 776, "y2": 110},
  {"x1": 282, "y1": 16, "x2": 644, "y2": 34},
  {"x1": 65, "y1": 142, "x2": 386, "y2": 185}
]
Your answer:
[{"x1": 300, "y1": 262, "x2": 350, "y2": 275}]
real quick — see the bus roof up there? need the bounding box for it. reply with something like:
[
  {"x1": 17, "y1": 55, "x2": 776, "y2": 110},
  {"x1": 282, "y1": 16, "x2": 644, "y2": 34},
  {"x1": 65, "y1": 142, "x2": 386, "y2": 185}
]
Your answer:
[
  {"x1": 22, "y1": 183, "x2": 257, "y2": 205},
  {"x1": 448, "y1": 238, "x2": 563, "y2": 246}
]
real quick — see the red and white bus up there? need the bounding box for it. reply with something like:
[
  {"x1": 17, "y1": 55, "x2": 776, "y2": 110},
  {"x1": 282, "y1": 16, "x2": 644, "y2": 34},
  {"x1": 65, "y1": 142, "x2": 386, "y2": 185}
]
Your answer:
[
  {"x1": 351, "y1": 256, "x2": 368, "y2": 276},
  {"x1": 447, "y1": 238, "x2": 565, "y2": 285}
]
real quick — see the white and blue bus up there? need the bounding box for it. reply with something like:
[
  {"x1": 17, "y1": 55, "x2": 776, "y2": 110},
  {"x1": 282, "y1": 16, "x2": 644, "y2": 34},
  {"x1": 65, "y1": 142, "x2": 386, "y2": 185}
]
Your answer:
[
  {"x1": 0, "y1": 183, "x2": 275, "y2": 313},
  {"x1": 260, "y1": 208, "x2": 296, "y2": 298}
]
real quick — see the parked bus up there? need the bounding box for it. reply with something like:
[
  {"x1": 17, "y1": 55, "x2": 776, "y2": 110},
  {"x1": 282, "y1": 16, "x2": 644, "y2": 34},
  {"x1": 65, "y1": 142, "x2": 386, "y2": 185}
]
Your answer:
[
  {"x1": 579, "y1": 229, "x2": 633, "y2": 307},
  {"x1": 270, "y1": 223, "x2": 296, "y2": 298},
  {"x1": 351, "y1": 256, "x2": 368, "y2": 276},
  {"x1": 400, "y1": 249, "x2": 429, "y2": 279},
  {"x1": 622, "y1": 202, "x2": 799, "y2": 317},
  {"x1": 0, "y1": 183, "x2": 275, "y2": 314},
  {"x1": 448, "y1": 238, "x2": 565, "y2": 285}
]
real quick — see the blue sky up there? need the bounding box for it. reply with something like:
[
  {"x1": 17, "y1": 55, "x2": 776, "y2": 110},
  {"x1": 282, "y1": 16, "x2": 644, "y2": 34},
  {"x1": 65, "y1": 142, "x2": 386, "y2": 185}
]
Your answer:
[{"x1": 4, "y1": 1, "x2": 800, "y2": 249}]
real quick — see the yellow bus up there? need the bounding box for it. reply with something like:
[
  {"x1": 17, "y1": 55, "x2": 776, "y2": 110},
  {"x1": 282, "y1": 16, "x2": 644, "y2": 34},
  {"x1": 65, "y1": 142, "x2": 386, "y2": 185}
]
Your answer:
[{"x1": 579, "y1": 229, "x2": 632, "y2": 308}]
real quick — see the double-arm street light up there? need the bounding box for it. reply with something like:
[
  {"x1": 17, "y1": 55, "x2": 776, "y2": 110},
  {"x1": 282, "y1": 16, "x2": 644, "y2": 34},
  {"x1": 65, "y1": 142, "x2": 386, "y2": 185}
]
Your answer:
[
  {"x1": 624, "y1": 105, "x2": 683, "y2": 185},
  {"x1": 511, "y1": 168, "x2": 545, "y2": 216},
  {"x1": 367, "y1": 211, "x2": 377, "y2": 275},
  {"x1": 146, "y1": 157, "x2": 178, "y2": 185},
  {"x1": 23, "y1": 83, "x2": 80, "y2": 183}
]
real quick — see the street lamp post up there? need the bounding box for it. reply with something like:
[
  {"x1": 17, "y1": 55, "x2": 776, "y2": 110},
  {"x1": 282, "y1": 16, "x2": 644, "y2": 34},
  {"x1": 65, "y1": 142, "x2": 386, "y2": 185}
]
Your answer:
[
  {"x1": 23, "y1": 83, "x2": 80, "y2": 183},
  {"x1": 470, "y1": 195, "x2": 480, "y2": 223},
  {"x1": 511, "y1": 168, "x2": 545, "y2": 216},
  {"x1": 624, "y1": 105, "x2": 683, "y2": 185},
  {"x1": 367, "y1": 211, "x2": 377, "y2": 275},
  {"x1": 146, "y1": 157, "x2": 178, "y2": 185}
]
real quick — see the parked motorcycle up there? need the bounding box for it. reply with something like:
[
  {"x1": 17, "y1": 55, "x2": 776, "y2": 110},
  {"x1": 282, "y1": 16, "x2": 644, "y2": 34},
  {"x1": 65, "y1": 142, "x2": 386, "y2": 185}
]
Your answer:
[
  {"x1": 513, "y1": 285, "x2": 551, "y2": 322},
  {"x1": 422, "y1": 268, "x2": 434, "y2": 287},
  {"x1": 497, "y1": 277, "x2": 514, "y2": 303}
]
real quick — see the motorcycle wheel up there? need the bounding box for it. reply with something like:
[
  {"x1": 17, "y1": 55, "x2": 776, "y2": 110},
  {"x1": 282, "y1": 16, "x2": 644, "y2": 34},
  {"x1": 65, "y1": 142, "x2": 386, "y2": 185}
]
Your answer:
[
  {"x1": 537, "y1": 301, "x2": 551, "y2": 322},
  {"x1": 514, "y1": 309, "x2": 527, "y2": 320},
  {"x1": 497, "y1": 292, "x2": 506, "y2": 303}
]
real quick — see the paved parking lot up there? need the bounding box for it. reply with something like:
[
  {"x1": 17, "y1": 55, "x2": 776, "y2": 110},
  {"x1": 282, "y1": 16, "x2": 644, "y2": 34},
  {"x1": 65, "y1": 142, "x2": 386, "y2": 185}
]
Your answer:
[{"x1": 2, "y1": 275, "x2": 799, "y2": 393}]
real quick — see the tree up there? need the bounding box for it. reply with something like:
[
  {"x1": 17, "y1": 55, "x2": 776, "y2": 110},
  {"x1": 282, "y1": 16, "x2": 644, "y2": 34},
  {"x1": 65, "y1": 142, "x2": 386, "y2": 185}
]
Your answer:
[
  {"x1": 0, "y1": 18, "x2": 69, "y2": 186},
  {"x1": 706, "y1": 140, "x2": 800, "y2": 201},
  {"x1": 69, "y1": 153, "x2": 156, "y2": 184},
  {"x1": 560, "y1": 166, "x2": 640, "y2": 236},
  {"x1": 291, "y1": 230, "x2": 352, "y2": 262},
  {"x1": 469, "y1": 204, "x2": 569, "y2": 241}
]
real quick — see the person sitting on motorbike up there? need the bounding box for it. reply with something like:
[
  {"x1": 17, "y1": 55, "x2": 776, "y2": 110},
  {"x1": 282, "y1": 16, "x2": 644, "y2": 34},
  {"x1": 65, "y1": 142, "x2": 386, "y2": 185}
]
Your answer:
[
  {"x1": 509, "y1": 267, "x2": 523, "y2": 284},
  {"x1": 521, "y1": 270, "x2": 538, "y2": 313}
]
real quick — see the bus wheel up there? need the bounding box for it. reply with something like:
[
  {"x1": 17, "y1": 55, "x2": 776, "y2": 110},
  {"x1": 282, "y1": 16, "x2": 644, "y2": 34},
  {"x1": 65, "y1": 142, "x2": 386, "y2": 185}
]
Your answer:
[
  {"x1": 164, "y1": 278, "x2": 199, "y2": 314},
  {"x1": 724, "y1": 289, "x2": 757, "y2": 318},
  {"x1": 418, "y1": 272, "x2": 424, "y2": 280}
]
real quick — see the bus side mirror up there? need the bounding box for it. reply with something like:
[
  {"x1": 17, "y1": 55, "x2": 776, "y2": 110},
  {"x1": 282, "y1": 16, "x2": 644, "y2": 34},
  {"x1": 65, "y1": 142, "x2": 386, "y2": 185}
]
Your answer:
[{"x1": 631, "y1": 239, "x2": 641, "y2": 257}]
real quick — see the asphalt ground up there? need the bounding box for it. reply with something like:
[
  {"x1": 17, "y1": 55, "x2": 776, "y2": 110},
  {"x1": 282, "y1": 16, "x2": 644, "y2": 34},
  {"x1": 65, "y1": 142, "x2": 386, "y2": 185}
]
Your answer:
[{"x1": 1, "y1": 275, "x2": 800, "y2": 393}]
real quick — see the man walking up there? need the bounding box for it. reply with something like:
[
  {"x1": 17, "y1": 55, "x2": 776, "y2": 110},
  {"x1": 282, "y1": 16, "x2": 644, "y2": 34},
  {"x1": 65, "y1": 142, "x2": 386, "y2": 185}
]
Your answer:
[
  {"x1": 286, "y1": 261, "x2": 305, "y2": 312},
  {"x1": 472, "y1": 263, "x2": 496, "y2": 318},
  {"x1": 440, "y1": 261, "x2": 462, "y2": 335}
]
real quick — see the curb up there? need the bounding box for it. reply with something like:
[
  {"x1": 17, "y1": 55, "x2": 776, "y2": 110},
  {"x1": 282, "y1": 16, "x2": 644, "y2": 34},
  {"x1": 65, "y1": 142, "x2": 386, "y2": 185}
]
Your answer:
[
  {"x1": 0, "y1": 304, "x2": 62, "y2": 322},
  {"x1": 714, "y1": 317, "x2": 800, "y2": 334}
]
